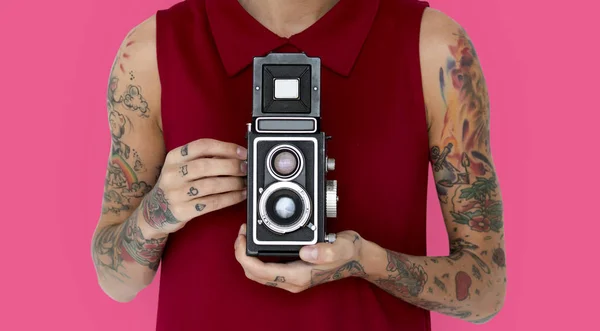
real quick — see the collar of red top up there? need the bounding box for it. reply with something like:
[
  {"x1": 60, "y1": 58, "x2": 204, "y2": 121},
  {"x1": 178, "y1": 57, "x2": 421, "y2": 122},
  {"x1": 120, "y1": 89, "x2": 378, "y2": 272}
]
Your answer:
[{"x1": 203, "y1": 0, "x2": 380, "y2": 77}]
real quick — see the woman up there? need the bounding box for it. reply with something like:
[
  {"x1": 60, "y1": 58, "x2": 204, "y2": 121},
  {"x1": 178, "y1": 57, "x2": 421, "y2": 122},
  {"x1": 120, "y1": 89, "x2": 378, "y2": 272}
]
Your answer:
[{"x1": 91, "y1": 0, "x2": 506, "y2": 330}]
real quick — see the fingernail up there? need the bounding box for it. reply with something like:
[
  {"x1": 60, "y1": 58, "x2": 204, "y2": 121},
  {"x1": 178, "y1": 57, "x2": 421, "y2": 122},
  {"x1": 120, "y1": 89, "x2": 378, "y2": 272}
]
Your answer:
[
  {"x1": 241, "y1": 161, "x2": 248, "y2": 174},
  {"x1": 234, "y1": 236, "x2": 240, "y2": 249},
  {"x1": 239, "y1": 224, "x2": 246, "y2": 234},
  {"x1": 301, "y1": 247, "x2": 318, "y2": 261},
  {"x1": 242, "y1": 189, "x2": 247, "y2": 197},
  {"x1": 237, "y1": 146, "x2": 248, "y2": 157}
]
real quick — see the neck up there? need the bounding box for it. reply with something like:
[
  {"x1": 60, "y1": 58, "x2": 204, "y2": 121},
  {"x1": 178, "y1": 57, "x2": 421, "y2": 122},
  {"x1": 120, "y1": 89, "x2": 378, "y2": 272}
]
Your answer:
[{"x1": 238, "y1": 0, "x2": 339, "y2": 38}]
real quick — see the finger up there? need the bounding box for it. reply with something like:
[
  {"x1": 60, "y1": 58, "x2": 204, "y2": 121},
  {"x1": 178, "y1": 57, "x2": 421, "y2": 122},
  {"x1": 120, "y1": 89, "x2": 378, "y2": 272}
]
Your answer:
[
  {"x1": 180, "y1": 177, "x2": 246, "y2": 201},
  {"x1": 299, "y1": 239, "x2": 355, "y2": 265},
  {"x1": 234, "y1": 227, "x2": 268, "y2": 276},
  {"x1": 243, "y1": 270, "x2": 304, "y2": 293},
  {"x1": 182, "y1": 158, "x2": 247, "y2": 181},
  {"x1": 170, "y1": 139, "x2": 247, "y2": 163},
  {"x1": 184, "y1": 189, "x2": 246, "y2": 217},
  {"x1": 257, "y1": 278, "x2": 304, "y2": 293},
  {"x1": 234, "y1": 226, "x2": 300, "y2": 282},
  {"x1": 249, "y1": 260, "x2": 311, "y2": 293}
]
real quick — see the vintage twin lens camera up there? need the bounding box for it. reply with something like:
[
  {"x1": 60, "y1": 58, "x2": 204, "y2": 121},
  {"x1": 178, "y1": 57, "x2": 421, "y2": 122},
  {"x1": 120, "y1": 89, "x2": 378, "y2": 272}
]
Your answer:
[{"x1": 245, "y1": 53, "x2": 338, "y2": 257}]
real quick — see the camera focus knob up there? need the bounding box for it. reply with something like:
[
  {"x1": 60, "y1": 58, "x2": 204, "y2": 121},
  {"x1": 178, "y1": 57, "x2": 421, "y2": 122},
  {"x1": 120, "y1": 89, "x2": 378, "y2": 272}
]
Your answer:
[
  {"x1": 326, "y1": 158, "x2": 336, "y2": 171},
  {"x1": 326, "y1": 180, "x2": 338, "y2": 218}
]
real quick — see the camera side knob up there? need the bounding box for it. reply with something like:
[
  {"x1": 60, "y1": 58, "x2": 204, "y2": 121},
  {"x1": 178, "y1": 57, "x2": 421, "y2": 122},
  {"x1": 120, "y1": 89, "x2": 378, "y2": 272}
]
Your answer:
[
  {"x1": 326, "y1": 157, "x2": 335, "y2": 172},
  {"x1": 324, "y1": 233, "x2": 337, "y2": 243},
  {"x1": 326, "y1": 180, "x2": 338, "y2": 218}
]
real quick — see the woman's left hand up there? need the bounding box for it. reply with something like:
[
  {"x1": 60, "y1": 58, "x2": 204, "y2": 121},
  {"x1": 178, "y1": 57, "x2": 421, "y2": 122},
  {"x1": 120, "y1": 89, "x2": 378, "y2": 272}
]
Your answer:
[{"x1": 234, "y1": 224, "x2": 367, "y2": 293}]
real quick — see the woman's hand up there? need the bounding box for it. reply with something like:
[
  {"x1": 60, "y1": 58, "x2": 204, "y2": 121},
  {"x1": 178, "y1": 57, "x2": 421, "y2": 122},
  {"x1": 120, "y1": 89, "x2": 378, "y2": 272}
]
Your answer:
[
  {"x1": 234, "y1": 224, "x2": 368, "y2": 293},
  {"x1": 140, "y1": 138, "x2": 248, "y2": 236}
]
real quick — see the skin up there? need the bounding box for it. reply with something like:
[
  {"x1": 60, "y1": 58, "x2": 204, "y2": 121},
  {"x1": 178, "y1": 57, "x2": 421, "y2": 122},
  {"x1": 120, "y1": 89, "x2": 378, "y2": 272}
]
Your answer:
[
  {"x1": 91, "y1": 0, "x2": 506, "y2": 324},
  {"x1": 91, "y1": 16, "x2": 248, "y2": 302}
]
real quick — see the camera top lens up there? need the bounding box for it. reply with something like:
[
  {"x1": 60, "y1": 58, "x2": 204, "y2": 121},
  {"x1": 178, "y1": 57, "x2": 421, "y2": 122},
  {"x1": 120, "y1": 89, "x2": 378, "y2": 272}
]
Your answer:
[
  {"x1": 267, "y1": 144, "x2": 303, "y2": 181},
  {"x1": 273, "y1": 151, "x2": 298, "y2": 176}
]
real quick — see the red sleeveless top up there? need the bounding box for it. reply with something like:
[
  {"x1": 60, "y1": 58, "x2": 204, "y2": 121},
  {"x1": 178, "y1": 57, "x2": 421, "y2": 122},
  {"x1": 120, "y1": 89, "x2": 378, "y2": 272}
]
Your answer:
[{"x1": 155, "y1": 0, "x2": 431, "y2": 330}]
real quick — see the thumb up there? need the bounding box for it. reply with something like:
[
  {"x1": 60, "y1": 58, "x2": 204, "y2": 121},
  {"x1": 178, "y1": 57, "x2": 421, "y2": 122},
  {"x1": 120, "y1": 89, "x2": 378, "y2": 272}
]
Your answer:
[{"x1": 299, "y1": 242, "x2": 352, "y2": 265}]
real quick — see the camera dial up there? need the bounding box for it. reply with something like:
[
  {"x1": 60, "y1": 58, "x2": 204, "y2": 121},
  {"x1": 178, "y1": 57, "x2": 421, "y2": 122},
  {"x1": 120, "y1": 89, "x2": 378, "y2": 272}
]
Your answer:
[{"x1": 326, "y1": 180, "x2": 338, "y2": 218}]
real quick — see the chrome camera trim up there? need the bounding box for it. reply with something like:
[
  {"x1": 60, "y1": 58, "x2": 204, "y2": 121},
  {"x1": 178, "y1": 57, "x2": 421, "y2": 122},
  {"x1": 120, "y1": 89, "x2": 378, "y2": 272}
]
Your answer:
[
  {"x1": 253, "y1": 136, "x2": 318, "y2": 245},
  {"x1": 255, "y1": 117, "x2": 318, "y2": 134}
]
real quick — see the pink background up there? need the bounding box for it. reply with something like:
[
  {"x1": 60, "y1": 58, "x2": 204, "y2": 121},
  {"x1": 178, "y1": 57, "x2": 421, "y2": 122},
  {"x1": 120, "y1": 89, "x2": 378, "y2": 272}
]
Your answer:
[{"x1": 0, "y1": 0, "x2": 597, "y2": 330}]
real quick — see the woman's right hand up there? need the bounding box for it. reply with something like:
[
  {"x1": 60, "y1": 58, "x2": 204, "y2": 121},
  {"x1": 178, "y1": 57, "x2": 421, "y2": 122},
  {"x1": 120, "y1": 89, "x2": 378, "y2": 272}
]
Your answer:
[{"x1": 139, "y1": 138, "x2": 248, "y2": 236}]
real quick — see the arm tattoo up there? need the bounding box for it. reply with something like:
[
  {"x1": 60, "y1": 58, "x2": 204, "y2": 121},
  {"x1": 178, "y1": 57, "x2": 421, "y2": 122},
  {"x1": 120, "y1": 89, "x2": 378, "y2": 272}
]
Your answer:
[
  {"x1": 492, "y1": 248, "x2": 506, "y2": 267},
  {"x1": 103, "y1": 166, "x2": 152, "y2": 215},
  {"x1": 108, "y1": 76, "x2": 149, "y2": 118},
  {"x1": 472, "y1": 265, "x2": 482, "y2": 280},
  {"x1": 455, "y1": 271, "x2": 472, "y2": 301},
  {"x1": 373, "y1": 250, "x2": 428, "y2": 297},
  {"x1": 310, "y1": 261, "x2": 367, "y2": 287},
  {"x1": 93, "y1": 222, "x2": 130, "y2": 282},
  {"x1": 121, "y1": 209, "x2": 167, "y2": 271},
  {"x1": 412, "y1": 299, "x2": 472, "y2": 319},
  {"x1": 431, "y1": 28, "x2": 504, "y2": 234},
  {"x1": 472, "y1": 311, "x2": 499, "y2": 324},
  {"x1": 367, "y1": 247, "x2": 499, "y2": 322},
  {"x1": 103, "y1": 54, "x2": 155, "y2": 215},
  {"x1": 449, "y1": 239, "x2": 490, "y2": 274},
  {"x1": 93, "y1": 209, "x2": 166, "y2": 281},
  {"x1": 434, "y1": 276, "x2": 447, "y2": 292},
  {"x1": 431, "y1": 143, "x2": 503, "y2": 233},
  {"x1": 141, "y1": 188, "x2": 180, "y2": 229}
]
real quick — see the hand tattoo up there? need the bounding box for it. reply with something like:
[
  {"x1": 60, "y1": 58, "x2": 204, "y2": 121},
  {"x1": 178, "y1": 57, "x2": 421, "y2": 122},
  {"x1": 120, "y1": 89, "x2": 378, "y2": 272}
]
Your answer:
[
  {"x1": 141, "y1": 188, "x2": 180, "y2": 229},
  {"x1": 181, "y1": 144, "x2": 189, "y2": 156},
  {"x1": 187, "y1": 187, "x2": 199, "y2": 196}
]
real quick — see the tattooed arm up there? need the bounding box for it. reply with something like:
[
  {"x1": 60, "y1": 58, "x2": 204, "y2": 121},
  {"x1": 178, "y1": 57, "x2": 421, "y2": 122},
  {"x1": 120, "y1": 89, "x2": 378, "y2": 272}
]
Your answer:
[
  {"x1": 91, "y1": 16, "x2": 167, "y2": 302},
  {"x1": 359, "y1": 9, "x2": 506, "y2": 323}
]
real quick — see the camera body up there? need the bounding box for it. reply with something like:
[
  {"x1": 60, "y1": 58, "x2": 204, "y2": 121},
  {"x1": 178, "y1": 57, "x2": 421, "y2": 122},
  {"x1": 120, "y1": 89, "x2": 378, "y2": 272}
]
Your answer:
[{"x1": 245, "y1": 53, "x2": 338, "y2": 257}]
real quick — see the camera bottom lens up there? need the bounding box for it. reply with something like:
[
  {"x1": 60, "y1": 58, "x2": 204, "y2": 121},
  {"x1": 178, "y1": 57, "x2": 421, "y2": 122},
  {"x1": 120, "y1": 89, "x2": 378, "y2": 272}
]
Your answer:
[
  {"x1": 266, "y1": 189, "x2": 303, "y2": 226},
  {"x1": 274, "y1": 197, "x2": 295, "y2": 219},
  {"x1": 258, "y1": 182, "x2": 312, "y2": 234}
]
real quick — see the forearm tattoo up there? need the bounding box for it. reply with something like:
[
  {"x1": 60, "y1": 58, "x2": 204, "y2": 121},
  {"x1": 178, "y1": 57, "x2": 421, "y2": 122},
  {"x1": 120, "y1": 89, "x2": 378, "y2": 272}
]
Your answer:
[
  {"x1": 310, "y1": 261, "x2": 367, "y2": 287},
  {"x1": 121, "y1": 209, "x2": 167, "y2": 271},
  {"x1": 374, "y1": 27, "x2": 506, "y2": 322},
  {"x1": 93, "y1": 209, "x2": 167, "y2": 281},
  {"x1": 373, "y1": 250, "x2": 427, "y2": 297}
]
